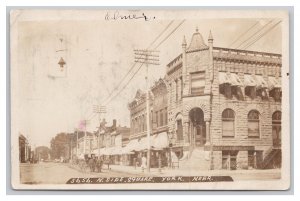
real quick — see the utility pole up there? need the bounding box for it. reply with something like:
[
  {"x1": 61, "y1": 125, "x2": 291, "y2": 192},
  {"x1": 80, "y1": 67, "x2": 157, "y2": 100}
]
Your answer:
[
  {"x1": 134, "y1": 49, "x2": 159, "y2": 172},
  {"x1": 82, "y1": 120, "x2": 89, "y2": 156},
  {"x1": 76, "y1": 128, "x2": 78, "y2": 157},
  {"x1": 93, "y1": 105, "x2": 106, "y2": 158}
]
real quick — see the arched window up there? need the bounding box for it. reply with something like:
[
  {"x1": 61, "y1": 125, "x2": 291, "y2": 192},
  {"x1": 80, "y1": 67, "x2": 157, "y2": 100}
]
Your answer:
[
  {"x1": 175, "y1": 113, "x2": 183, "y2": 141},
  {"x1": 248, "y1": 110, "x2": 260, "y2": 138},
  {"x1": 272, "y1": 111, "x2": 281, "y2": 146},
  {"x1": 222, "y1": 109, "x2": 235, "y2": 137}
]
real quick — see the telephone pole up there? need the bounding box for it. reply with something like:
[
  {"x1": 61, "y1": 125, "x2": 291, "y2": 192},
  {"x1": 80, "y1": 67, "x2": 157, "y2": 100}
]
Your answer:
[
  {"x1": 81, "y1": 119, "x2": 89, "y2": 156},
  {"x1": 93, "y1": 105, "x2": 106, "y2": 157},
  {"x1": 134, "y1": 49, "x2": 159, "y2": 172}
]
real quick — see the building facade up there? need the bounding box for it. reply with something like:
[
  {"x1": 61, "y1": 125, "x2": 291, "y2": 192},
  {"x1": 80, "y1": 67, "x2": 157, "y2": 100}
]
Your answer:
[
  {"x1": 127, "y1": 79, "x2": 170, "y2": 168},
  {"x1": 165, "y1": 28, "x2": 282, "y2": 170},
  {"x1": 19, "y1": 134, "x2": 31, "y2": 163}
]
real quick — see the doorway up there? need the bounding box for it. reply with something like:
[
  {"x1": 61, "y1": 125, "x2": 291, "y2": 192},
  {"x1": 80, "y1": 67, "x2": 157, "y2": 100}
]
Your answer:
[{"x1": 189, "y1": 107, "x2": 206, "y2": 146}]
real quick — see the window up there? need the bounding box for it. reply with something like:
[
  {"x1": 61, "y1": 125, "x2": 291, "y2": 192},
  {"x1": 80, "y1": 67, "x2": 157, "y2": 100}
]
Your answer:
[
  {"x1": 142, "y1": 115, "x2": 145, "y2": 131},
  {"x1": 222, "y1": 150, "x2": 238, "y2": 170},
  {"x1": 245, "y1": 86, "x2": 256, "y2": 99},
  {"x1": 224, "y1": 83, "x2": 232, "y2": 99},
  {"x1": 165, "y1": 107, "x2": 168, "y2": 126},
  {"x1": 155, "y1": 111, "x2": 159, "y2": 127},
  {"x1": 222, "y1": 109, "x2": 235, "y2": 137},
  {"x1": 151, "y1": 110, "x2": 153, "y2": 129},
  {"x1": 232, "y1": 86, "x2": 244, "y2": 100},
  {"x1": 176, "y1": 119, "x2": 183, "y2": 141},
  {"x1": 269, "y1": 88, "x2": 281, "y2": 102},
  {"x1": 175, "y1": 79, "x2": 178, "y2": 101},
  {"x1": 272, "y1": 111, "x2": 281, "y2": 146},
  {"x1": 139, "y1": 116, "x2": 142, "y2": 132},
  {"x1": 256, "y1": 88, "x2": 268, "y2": 100},
  {"x1": 160, "y1": 110, "x2": 164, "y2": 127},
  {"x1": 180, "y1": 76, "x2": 183, "y2": 98},
  {"x1": 191, "y1": 71, "x2": 205, "y2": 95},
  {"x1": 248, "y1": 110, "x2": 260, "y2": 138},
  {"x1": 135, "y1": 118, "x2": 138, "y2": 133},
  {"x1": 169, "y1": 83, "x2": 172, "y2": 104}
]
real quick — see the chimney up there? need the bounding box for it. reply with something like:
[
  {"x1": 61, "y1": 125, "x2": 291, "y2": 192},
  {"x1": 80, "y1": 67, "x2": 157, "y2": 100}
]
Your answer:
[{"x1": 113, "y1": 119, "x2": 117, "y2": 128}]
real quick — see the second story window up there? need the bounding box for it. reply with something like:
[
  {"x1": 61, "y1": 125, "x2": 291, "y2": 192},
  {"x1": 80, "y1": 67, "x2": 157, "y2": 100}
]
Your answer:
[
  {"x1": 165, "y1": 107, "x2": 168, "y2": 126},
  {"x1": 180, "y1": 76, "x2": 183, "y2": 98},
  {"x1": 175, "y1": 79, "x2": 178, "y2": 101},
  {"x1": 248, "y1": 110, "x2": 260, "y2": 138},
  {"x1": 155, "y1": 111, "x2": 159, "y2": 128},
  {"x1": 190, "y1": 71, "x2": 205, "y2": 95},
  {"x1": 269, "y1": 88, "x2": 282, "y2": 102},
  {"x1": 160, "y1": 110, "x2": 164, "y2": 127},
  {"x1": 245, "y1": 86, "x2": 256, "y2": 99}
]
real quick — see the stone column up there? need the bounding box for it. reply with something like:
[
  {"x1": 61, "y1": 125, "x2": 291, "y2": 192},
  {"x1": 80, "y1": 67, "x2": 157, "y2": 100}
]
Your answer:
[
  {"x1": 184, "y1": 122, "x2": 189, "y2": 143},
  {"x1": 205, "y1": 121, "x2": 210, "y2": 145}
]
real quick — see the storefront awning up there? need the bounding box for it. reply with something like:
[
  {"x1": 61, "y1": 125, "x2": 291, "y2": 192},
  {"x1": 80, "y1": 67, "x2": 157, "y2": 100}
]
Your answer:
[
  {"x1": 219, "y1": 72, "x2": 242, "y2": 86},
  {"x1": 244, "y1": 74, "x2": 256, "y2": 86},
  {"x1": 136, "y1": 136, "x2": 155, "y2": 151},
  {"x1": 152, "y1": 132, "x2": 169, "y2": 150},
  {"x1": 219, "y1": 72, "x2": 230, "y2": 85},
  {"x1": 244, "y1": 74, "x2": 268, "y2": 88},
  {"x1": 123, "y1": 139, "x2": 140, "y2": 152},
  {"x1": 268, "y1": 77, "x2": 281, "y2": 90},
  {"x1": 255, "y1": 75, "x2": 268, "y2": 88}
]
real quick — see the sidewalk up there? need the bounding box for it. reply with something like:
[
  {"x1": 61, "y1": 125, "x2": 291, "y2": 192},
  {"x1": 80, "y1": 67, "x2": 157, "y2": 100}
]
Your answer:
[
  {"x1": 109, "y1": 164, "x2": 281, "y2": 180},
  {"x1": 109, "y1": 164, "x2": 166, "y2": 176}
]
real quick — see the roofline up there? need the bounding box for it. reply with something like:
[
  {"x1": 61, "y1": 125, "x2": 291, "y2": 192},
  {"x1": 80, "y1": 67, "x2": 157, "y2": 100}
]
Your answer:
[{"x1": 213, "y1": 47, "x2": 281, "y2": 58}]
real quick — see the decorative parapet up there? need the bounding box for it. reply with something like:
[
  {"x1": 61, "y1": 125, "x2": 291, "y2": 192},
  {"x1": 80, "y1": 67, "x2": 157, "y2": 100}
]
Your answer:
[{"x1": 213, "y1": 47, "x2": 281, "y2": 66}]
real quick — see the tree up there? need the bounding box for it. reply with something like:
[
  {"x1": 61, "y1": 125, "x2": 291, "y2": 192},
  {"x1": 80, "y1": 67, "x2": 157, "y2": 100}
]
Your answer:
[
  {"x1": 35, "y1": 146, "x2": 50, "y2": 161},
  {"x1": 50, "y1": 133, "x2": 74, "y2": 160}
]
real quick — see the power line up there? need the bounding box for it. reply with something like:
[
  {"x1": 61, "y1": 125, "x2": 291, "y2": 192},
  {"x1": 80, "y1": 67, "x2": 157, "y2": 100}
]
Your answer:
[
  {"x1": 242, "y1": 20, "x2": 282, "y2": 50},
  {"x1": 103, "y1": 19, "x2": 186, "y2": 107},
  {"x1": 154, "y1": 20, "x2": 186, "y2": 49},
  {"x1": 100, "y1": 20, "x2": 174, "y2": 105},
  {"x1": 228, "y1": 21, "x2": 259, "y2": 48},
  {"x1": 234, "y1": 20, "x2": 274, "y2": 49},
  {"x1": 80, "y1": 21, "x2": 175, "y2": 122}
]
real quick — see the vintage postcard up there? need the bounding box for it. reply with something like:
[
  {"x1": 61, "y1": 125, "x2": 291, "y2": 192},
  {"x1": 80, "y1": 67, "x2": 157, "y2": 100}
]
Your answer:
[{"x1": 10, "y1": 9, "x2": 290, "y2": 190}]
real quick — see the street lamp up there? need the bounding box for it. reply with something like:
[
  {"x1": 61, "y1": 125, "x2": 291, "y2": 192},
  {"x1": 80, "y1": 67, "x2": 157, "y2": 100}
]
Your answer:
[{"x1": 58, "y1": 57, "x2": 66, "y2": 71}]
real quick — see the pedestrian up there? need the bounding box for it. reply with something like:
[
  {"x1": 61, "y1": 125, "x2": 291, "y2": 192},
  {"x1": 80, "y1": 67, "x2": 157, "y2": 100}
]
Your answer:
[
  {"x1": 88, "y1": 157, "x2": 95, "y2": 172},
  {"x1": 96, "y1": 157, "x2": 103, "y2": 173},
  {"x1": 141, "y1": 154, "x2": 147, "y2": 171}
]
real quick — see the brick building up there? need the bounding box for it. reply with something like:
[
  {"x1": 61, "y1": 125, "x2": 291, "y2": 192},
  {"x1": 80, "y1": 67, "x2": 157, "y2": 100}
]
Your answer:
[
  {"x1": 165, "y1": 28, "x2": 282, "y2": 170},
  {"x1": 127, "y1": 79, "x2": 170, "y2": 168}
]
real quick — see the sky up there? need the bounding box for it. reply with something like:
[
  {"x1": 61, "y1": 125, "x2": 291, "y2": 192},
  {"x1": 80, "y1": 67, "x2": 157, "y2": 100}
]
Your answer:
[{"x1": 11, "y1": 10, "x2": 284, "y2": 147}]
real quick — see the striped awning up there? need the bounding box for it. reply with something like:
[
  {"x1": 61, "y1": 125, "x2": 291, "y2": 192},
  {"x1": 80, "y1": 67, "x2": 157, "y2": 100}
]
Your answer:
[
  {"x1": 255, "y1": 75, "x2": 268, "y2": 88},
  {"x1": 219, "y1": 72, "x2": 242, "y2": 86},
  {"x1": 244, "y1": 74, "x2": 257, "y2": 86},
  {"x1": 268, "y1": 77, "x2": 281, "y2": 90}
]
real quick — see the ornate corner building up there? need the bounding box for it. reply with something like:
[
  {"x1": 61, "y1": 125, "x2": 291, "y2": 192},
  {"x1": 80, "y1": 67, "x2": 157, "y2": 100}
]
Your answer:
[{"x1": 165, "y1": 28, "x2": 282, "y2": 170}]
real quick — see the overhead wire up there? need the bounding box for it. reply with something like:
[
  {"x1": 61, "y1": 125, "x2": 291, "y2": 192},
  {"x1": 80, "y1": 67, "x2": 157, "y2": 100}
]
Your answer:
[
  {"x1": 83, "y1": 20, "x2": 183, "y2": 123},
  {"x1": 234, "y1": 20, "x2": 274, "y2": 49},
  {"x1": 242, "y1": 20, "x2": 282, "y2": 50}
]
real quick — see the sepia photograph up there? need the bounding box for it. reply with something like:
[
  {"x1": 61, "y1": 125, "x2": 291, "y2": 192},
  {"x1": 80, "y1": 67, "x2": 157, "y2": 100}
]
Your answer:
[{"x1": 10, "y1": 9, "x2": 290, "y2": 190}]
